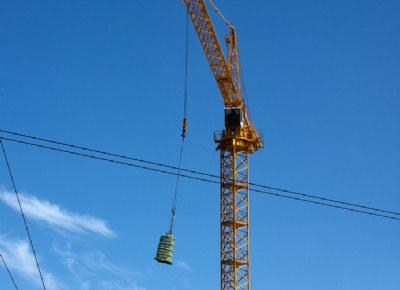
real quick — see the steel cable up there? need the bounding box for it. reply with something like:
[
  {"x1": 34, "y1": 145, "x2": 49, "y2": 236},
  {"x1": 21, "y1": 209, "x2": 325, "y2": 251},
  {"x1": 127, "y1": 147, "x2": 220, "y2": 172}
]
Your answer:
[
  {"x1": 0, "y1": 136, "x2": 399, "y2": 222},
  {"x1": 0, "y1": 139, "x2": 47, "y2": 290},
  {"x1": 1, "y1": 129, "x2": 399, "y2": 217},
  {"x1": 0, "y1": 253, "x2": 19, "y2": 290}
]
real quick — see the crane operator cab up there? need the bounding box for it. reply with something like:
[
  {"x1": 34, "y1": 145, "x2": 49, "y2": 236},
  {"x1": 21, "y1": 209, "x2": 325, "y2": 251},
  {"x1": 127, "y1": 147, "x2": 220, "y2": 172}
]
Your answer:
[{"x1": 225, "y1": 107, "x2": 243, "y2": 129}]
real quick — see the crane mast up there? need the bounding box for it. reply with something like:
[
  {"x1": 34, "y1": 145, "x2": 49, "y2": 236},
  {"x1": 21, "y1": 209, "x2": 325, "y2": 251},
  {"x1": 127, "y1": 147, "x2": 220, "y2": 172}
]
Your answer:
[{"x1": 182, "y1": 1, "x2": 263, "y2": 290}]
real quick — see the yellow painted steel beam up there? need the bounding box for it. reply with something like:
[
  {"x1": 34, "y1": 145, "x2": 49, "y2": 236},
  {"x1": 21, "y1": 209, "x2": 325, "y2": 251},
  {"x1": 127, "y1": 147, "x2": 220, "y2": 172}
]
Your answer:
[
  {"x1": 182, "y1": 0, "x2": 241, "y2": 107},
  {"x1": 181, "y1": 1, "x2": 264, "y2": 290},
  {"x1": 219, "y1": 146, "x2": 250, "y2": 290}
]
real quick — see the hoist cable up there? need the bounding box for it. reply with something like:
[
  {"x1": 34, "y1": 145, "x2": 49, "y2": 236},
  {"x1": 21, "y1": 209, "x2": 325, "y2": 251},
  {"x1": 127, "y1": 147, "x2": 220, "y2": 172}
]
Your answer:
[
  {"x1": 169, "y1": 139, "x2": 185, "y2": 234},
  {"x1": 0, "y1": 254, "x2": 19, "y2": 290},
  {"x1": 183, "y1": 9, "x2": 189, "y2": 120},
  {"x1": 169, "y1": 9, "x2": 190, "y2": 234},
  {"x1": 1, "y1": 136, "x2": 399, "y2": 221},
  {"x1": 1, "y1": 130, "x2": 400, "y2": 218},
  {"x1": 172, "y1": 141, "x2": 185, "y2": 213},
  {"x1": 0, "y1": 139, "x2": 47, "y2": 290}
]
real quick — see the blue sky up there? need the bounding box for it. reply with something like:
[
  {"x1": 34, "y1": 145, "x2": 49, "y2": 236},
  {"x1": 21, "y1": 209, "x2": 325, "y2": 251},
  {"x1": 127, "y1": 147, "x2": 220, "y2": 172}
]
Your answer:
[{"x1": 0, "y1": 0, "x2": 399, "y2": 289}]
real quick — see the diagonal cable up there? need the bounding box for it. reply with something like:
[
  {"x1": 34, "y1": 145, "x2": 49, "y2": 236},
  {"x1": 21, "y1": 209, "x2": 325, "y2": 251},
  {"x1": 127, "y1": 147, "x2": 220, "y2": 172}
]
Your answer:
[
  {"x1": 0, "y1": 253, "x2": 19, "y2": 290},
  {"x1": 0, "y1": 139, "x2": 47, "y2": 290}
]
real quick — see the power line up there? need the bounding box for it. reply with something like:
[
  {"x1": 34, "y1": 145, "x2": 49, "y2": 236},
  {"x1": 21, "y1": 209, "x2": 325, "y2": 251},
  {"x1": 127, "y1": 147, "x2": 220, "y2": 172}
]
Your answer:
[
  {"x1": 0, "y1": 140, "x2": 47, "y2": 290},
  {"x1": 249, "y1": 182, "x2": 400, "y2": 217},
  {"x1": 0, "y1": 129, "x2": 203, "y2": 176},
  {"x1": 0, "y1": 253, "x2": 19, "y2": 290},
  {"x1": 0, "y1": 135, "x2": 399, "y2": 222},
  {"x1": 1, "y1": 129, "x2": 399, "y2": 218},
  {"x1": 249, "y1": 188, "x2": 400, "y2": 221},
  {"x1": 0, "y1": 136, "x2": 216, "y2": 183}
]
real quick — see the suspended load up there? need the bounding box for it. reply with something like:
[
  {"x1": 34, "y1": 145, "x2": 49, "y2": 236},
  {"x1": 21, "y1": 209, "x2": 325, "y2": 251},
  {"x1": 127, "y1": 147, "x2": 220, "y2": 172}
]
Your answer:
[{"x1": 154, "y1": 233, "x2": 175, "y2": 265}]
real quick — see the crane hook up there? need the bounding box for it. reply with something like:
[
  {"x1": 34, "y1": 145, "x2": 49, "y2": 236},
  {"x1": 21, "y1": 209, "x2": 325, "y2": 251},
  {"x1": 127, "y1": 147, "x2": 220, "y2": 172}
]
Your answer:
[{"x1": 181, "y1": 117, "x2": 187, "y2": 139}]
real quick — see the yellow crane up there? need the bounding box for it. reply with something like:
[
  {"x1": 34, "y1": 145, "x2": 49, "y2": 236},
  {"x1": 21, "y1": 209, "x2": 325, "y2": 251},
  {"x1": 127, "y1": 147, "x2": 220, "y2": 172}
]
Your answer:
[{"x1": 182, "y1": 1, "x2": 263, "y2": 289}]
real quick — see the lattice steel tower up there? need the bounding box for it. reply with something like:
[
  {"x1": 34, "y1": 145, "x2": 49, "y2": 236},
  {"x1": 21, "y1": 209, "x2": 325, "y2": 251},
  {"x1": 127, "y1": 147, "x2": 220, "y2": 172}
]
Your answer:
[{"x1": 182, "y1": 1, "x2": 263, "y2": 289}]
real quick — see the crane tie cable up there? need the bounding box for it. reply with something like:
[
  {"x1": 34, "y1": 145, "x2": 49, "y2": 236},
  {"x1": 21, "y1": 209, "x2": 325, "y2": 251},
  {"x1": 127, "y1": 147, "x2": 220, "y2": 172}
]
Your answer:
[
  {"x1": 0, "y1": 254, "x2": 19, "y2": 290},
  {"x1": 0, "y1": 139, "x2": 47, "y2": 290},
  {"x1": 207, "y1": 0, "x2": 234, "y2": 30}
]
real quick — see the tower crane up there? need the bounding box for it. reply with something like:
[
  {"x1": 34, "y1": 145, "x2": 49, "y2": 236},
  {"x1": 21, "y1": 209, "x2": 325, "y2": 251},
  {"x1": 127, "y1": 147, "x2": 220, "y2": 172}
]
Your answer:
[{"x1": 182, "y1": 1, "x2": 263, "y2": 289}]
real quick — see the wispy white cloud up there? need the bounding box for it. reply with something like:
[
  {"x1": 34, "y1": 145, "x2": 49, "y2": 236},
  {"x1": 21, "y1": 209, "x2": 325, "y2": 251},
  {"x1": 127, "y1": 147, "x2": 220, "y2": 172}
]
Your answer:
[
  {"x1": 0, "y1": 189, "x2": 146, "y2": 290},
  {"x1": 0, "y1": 237, "x2": 146, "y2": 290},
  {"x1": 54, "y1": 242, "x2": 145, "y2": 290},
  {"x1": 0, "y1": 236, "x2": 65, "y2": 290},
  {"x1": 54, "y1": 243, "x2": 135, "y2": 278},
  {"x1": 0, "y1": 190, "x2": 114, "y2": 238},
  {"x1": 175, "y1": 260, "x2": 192, "y2": 272},
  {"x1": 99, "y1": 281, "x2": 146, "y2": 290}
]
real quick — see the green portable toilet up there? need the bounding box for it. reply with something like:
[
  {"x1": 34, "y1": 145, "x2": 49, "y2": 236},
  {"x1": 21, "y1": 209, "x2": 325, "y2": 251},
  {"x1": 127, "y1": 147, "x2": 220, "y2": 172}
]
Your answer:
[{"x1": 155, "y1": 233, "x2": 175, "y2": 265}]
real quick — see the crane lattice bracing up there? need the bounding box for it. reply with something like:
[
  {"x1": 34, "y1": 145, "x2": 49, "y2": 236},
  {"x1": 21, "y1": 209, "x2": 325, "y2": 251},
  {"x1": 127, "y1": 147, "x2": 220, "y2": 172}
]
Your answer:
[
  {"x1": 219, "y1": 147, "x2": 250, "y2": 290},
  {"x1": 182, "y1": 1, "x2": 263, "y2": 289}
]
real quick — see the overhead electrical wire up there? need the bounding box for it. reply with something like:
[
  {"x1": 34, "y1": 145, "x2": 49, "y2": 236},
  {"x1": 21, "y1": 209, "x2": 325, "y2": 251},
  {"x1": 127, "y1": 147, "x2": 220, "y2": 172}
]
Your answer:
[
  {"x1": 0, "y1": 135, "x2": 214, "y2": 183},
  {"x1": 0, "y1": 139, "x2": 47, "y2": 290},
  {"x1": 0, "y1": 129, "x2": 198, "y2": 177},
  {"x1": 249, "y1": 182, "x2": 400, "y2": 217},
  {"x1": 0, "y1": 253, "x2": 19, "y2": 290},
  {"x1": 0, "y1": 134, "x2": 399, "y2": 222},
  {"x1": 249, "y1": 187, "x2": 400, "y2": 221},
  {"x1": 1, "y1": 129, "x2": 399, "y2": 218}
]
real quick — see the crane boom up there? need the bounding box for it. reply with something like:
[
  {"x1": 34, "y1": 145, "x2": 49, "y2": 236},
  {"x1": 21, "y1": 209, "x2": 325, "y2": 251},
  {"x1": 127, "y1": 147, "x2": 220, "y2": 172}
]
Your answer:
[
  {"x1": 182, "y1": 1, "x2": 263, "y2": 290},
  {"x1": 183, "y1": 0, "x2": 241, "y2": 107}
]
